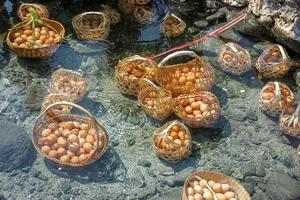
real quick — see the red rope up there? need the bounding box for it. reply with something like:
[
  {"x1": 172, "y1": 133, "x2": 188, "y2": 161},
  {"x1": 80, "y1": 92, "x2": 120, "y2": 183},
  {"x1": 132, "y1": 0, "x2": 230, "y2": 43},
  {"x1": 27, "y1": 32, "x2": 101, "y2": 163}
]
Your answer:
[{"x1": 146, "y1": 13, "x2": 247, "y2": 61}]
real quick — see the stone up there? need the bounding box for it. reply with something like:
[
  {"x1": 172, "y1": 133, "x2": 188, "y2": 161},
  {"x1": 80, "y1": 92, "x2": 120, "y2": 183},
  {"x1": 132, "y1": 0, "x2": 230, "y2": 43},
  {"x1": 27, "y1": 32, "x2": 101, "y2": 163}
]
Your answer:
[
  {"x1": 266, "y1": 171, "x2": 300, "y2": 200},
  {"x1": 60, "y1": 180, "x2": 71, "y2": 194},
  {"x1": 245, "y1": 111, "x2": 258, "y2": 121},
  {"x1": 253, "y1": 189, "x2": 267, "y2": 200},
  {"x1": 206, "y1": 7, "x2": 228, "y2": 22},
  {"x1": 256, "y1": 165, "x2": 266, "y2": 177},
  {"x1": 194, "y1": 20, "x2": 208, "y2": 28},
  {"x1": 174, "y1": 167, "x2": 195, "y2": 185},
  {"x1": 0, "y1": 120, "x2": 34, "y2": 172},
  {"x1": 137, "y1": 160, "x2": 151, "y2": 168},
  {"x1": 243, "y1": 182, "x2": 255, "y2": 195},
  {"x1": 241, "y1": 163, "x2": 256, "y2": 177},
  {"x1": 232, "y1": 168, "x2": 244, "y2": 180},
  {"x1": 229, "y1": 111, "x2": 246, "y2": 122},
  {"x1": 222, "y1": 0, "x2": 248, "y2": 7}
]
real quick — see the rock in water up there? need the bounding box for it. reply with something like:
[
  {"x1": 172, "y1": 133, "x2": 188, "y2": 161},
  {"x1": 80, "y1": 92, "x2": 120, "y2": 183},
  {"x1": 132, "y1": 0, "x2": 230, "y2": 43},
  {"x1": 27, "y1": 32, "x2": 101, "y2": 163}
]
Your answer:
[
  {"x1": 266, "y1": 171, "x2": 300, "y2": 200},
  {"x1": 222, "y1": 0, "x2": 248, "y2": 7},
  {"x1": 0, "y1": 120, "x2": 34, "y2": 171},
  {"x1": 233, "y1": 0, "x2": 300, "y2": 54}
]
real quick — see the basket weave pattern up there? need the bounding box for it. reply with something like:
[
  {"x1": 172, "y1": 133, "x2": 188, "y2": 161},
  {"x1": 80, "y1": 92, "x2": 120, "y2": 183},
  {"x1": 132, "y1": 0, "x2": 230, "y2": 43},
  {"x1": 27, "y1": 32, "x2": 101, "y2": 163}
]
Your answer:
[
  {"x1": 162, "y1": 14, "x2": 186, "y2": 38},
  {"x1": 18, "y1": 3, "x2": 49, "y2": 21},
  {"x1": 134, "y1": 6, "x2": 154, "y2": 24},
  {"x1": 279, "y1": 103, "x2": 300, "y2": 139}
]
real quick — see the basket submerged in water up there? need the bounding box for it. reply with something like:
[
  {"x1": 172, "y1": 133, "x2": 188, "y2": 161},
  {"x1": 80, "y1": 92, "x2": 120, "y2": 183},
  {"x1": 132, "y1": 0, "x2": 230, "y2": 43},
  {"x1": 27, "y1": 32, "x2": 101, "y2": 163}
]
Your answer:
[
  {"x1": 72, "y1": 12, "x2": 111, "y2": 40},
  {"x1": 161, "y1": 14, "x2": 186, "y2": 38},
  {"x1": 156, "y1": 51, "x2": 215, "y2": 96},
  {"x1": 32, "y1": 102, "x2": 109, "y2": 167},
  {"x1": 173, "y1": 91, "x2": 221, "y2": 128},
  {"x1": 259, "y1": 81, "x2": 294, "y2": 117},
  {"x1": 101, "y1": 5, "x2": 121, "y2": 25},
  {"x1": 115, "y1": 55, "x2": 157, "y2": 96},
  {"x1": 118, "y1": 0, "x2": 136, "y2": 14},
  {"x1": 17, "y1": 3, "x2": 49, "y2": 21},
  {"x1": 152, "y1": 120, "x2": 192, "y2": 162},
  {"x1": 48, "y1": 68, "x2": 90, "y2": 102},
  {"x1": 138, "y1": 78, "x2": 173, "y2": 120},
  {"x1": 255, "y1": 44, "x2": 291, "y2": 79},
  {"x1": 7, "y1": 19, "x2": 65, "y2": 58},
  {"x1": 279, "y1": 102, "x2": 300, "y2": 139},
  {"x1": 182, "y1": 171, "x2": 251, "y2": 200},
  {"x1": 218, "y1": 42, "x2": 252, "y2": 75},
  {"x1": 42, "y1": 94, "x2": 73, "y2": 113},
  {"x1": 134, "y1": 6, "x2": 154, "y2": 24}
]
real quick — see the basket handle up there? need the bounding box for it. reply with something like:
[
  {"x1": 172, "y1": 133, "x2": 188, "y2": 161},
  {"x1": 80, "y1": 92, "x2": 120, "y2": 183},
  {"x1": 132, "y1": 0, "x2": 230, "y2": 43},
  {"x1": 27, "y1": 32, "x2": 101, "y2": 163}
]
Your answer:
[
  {"x1": 164, "y1": 13, "x2": 181, "y2": 22},
  {"x1": 37, "y1": 101, "x2": 102, "y2": 155},
  {"x1": 225, "y1": 42, "x2": 239, "y2": 53},
  {"x1": 139, "y1": 78, "x2": 160, "y2": 91},
  {"x1": 158, "y1": 50, "x2": 199, "y2": 68},
  {"x1": 277, "y1": 45, "x2": 287, "y2": 61}
]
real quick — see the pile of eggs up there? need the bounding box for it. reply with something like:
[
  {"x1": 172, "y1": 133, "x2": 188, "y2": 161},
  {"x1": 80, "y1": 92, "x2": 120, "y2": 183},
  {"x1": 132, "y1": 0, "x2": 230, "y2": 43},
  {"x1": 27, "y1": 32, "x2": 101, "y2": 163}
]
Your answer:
[
  {"x1": 260, "y1": 83, "x2": 293, "y2": 108},
  {"x1": 120, "y1": 62, "x2": 154, "y2": 80},
  {"x1": 176, "y1": 95, "x2": 217, "y2": 120},
  {"x1": 82, "y1": 19, "x2": 101, "y2": 29},
  {"x1": 154, "y1": 124, "x2": 190, "y2": 151},
  {"x1": 11, "y1": 25, "x2": 60, "y2": 48},
  {"x1": 186, "y1": 179, "x2": 237, "y2": 200},
  {"x1": 164, "y1": 16, "x2": 181, "y2": 30},
  {"x1": 38, "y1": 121, "x2": 105, "y2": 164},
  {"x1": 50, "y1": 73, "x2": 88, "y2": 100},
  {"x1": 263, "y1": 48, "x2": 282, "y2": 63},
  {"x1": 221, "y1": 47, "x2": 249, "y2": 67},
  {"x1": 142, "y1": 91, "x2": 171, "y2": 108}
]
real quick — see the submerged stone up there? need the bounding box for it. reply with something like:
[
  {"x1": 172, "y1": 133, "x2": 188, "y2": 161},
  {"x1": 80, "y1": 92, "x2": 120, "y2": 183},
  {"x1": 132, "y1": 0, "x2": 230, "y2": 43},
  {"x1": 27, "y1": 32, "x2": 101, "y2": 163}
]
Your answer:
[{"x1": 0, "y1": 120, "x2": 34, "y2": 172}]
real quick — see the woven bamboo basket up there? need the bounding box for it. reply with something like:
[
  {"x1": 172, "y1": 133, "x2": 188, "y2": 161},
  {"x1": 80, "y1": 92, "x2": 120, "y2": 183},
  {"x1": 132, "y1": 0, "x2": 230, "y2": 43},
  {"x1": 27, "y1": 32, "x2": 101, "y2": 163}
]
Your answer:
[
  {"x1": 118, "y1": 0, "x2": 136, "y2": 14},
  {"x1": 279, "y1": 102, "x2": 300, "y2": 139},
  {"x1": 182, "y1": 171, "x2": 251, "y2": 200},
  {"x1": 156, "y1": 51, "x2": 215, "y2": 96},
  {"x1": 259, "y1": 82, "x2": 294, "y2": 117},
  {"x1": 255, "y1": 44, "x2": 291, "y2": 79},
  {"x1": 72, "y1": 12, "x2": 111, "y2": 40},
  {"x1": 115, "y1": 55, "x2": 157, "y2": 96},
  {"x1": 173, "y1": 91, "x2": 221, "y2": 128},
  {"x1": 32, "y1": 102, "x2": 109, "y2": 167},
  {"x1": 152, "y1": 120, "x2": 192, "y2": 162},
  {"x1": 138, "y1": 78, "x2": 173, "y2": 120},
  {"x1": 101, "y1": 5, "x2": 121, "y2": 25},
  {"x1": 128, "y1": 0, "x2": 151, "y2": 5},
  {"x1": 17, "y1": 3, "x2": 49, "y2": 21},
  {"x1": 42, "y1": 94, "x2": 73, "y2": 113},
  {"x1": 48, "y1": 68, "x2": 90, "y2": 102},
  {"x1": 161, "y1": 14, "x2": 186, "y2": 38},
  {"x1": 134, "y1": 6, "x2": 154, "y2": 25},
  {"x1": 218, "y1": 42, "x2": 252, "y2": 75},
  {"x1": 7, "y1": 19, "x2": 65, "y2": 58}
]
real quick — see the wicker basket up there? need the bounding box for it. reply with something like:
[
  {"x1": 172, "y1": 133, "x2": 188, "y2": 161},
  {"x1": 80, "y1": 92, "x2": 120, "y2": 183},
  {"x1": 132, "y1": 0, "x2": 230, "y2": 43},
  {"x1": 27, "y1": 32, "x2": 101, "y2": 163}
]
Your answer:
[
  {"x1": 173, "y1": 91, "x2": 221, "y2": 128},
  {"x1": 255, "y1": 44, "x2": 291, "y2": 79},
  {"x1": 279, "y1": 102, "x2": 300, "y2": 139},
  {"x1": 182, "y1": 171, "x2": 251, "y2": 200},
  {"x1": 134, "y1": 6, "x2": 154, "y2": 25},
  {"x1": 32, "y1": 102, "x2": 109, "y2": 167},
  {"x1": 115, "y1": 55, "x2": 157, "y2": 96},
  {"x1": 72, "y1": 12, "x2": 110, "y2": 40},
  {"x1": 128, "y1": 0, "x2": 151, "y2": 5},
  {"x1": 118, "y1": 0, "x2": 136, "y2": 14},
  {"x1": 138, "y1": 78, "x2": 173, "y2": 120},
  {"x1": 152, "y1": 120, "x2": 192, "y2": 162},
  {"x1": 101, "y1": 5, "x2": 121, "y2": 25},
  {"x1": 48, "y1": 68, "x2": 90, "y2": 102},
  {"x1": 7, "y1": 19, "x2": 65, "y2": 58},
  {"x1": 156, "y1": 51, "x2": 215, "y2": 96},
  {"x1": 161, "y1": 14, "x2": 186, "y2": 38},
  {"x1": 17, "y1": 3, "x2": 49, "y2": 21},
  {"x1": 259, "y1": 82, "x2": 294, "y2": 117},
  {"x1": 42, "y1": 94, "x2": 73, "y2": 113},
  {"x1": 218, "y1": 42, "x2": 252, "y2": 75}
]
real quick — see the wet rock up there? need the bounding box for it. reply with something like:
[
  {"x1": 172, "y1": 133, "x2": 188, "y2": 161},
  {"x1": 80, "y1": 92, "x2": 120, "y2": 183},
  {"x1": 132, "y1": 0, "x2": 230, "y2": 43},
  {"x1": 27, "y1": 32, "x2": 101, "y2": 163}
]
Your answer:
[
  {"x1": 222, "y1": 0, "x2": 248, "y2": 7},
  {"x1": 241, "y1": 163, "x2": 256, "y2": 177},
  {"x1": 245, "y1": 111, "x2": 258, "y2": 121},
  {"x1": 256, "y1": 165, "x2": 266, "y2": 177},
  {"x1": 60, "y1": 180, "x2": 71, "y2": 194},
  {"x1": 137, "y1": 160, "x2": 151, "y2": 168},
  {"x1": 206, "y1": 7, "x2": 228, "y2": 22},
  {"x1": 0, "y1": 120, "x2": 34, "y2": 172},
  {"x1": 253, "y1": 189, "x2": 267, "y2": 200},
  {"x1": 174, "y1": 167, "x2": 195, "y2": 185},
  {"x1": 232, "y1": 168, "x2": 244, "y2": 180},
  {"x1": 228, "y1": 110, "x2": 246, "y2": 122},
  {"x1": 243, "y1": 182, "x2": 255, "y2": 195},
  {"x1": 159, "y1": 166, "x2": 175, "y2": 176},
  {"x1": 194, "y1": 20, "x2": 208, "y2": 28},
  {"x1": 266, "y1": 171, "x2": 300, "y2": 200}
]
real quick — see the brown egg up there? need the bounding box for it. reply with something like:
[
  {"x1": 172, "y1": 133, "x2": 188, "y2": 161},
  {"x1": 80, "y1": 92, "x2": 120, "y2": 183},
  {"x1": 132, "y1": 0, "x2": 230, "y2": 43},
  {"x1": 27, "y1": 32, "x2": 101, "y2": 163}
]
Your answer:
[
  {"x1": 224, "y1": 191, "x2": 235, "y2": 199},
  {"x1": 73, "y1": 121, "x2": 81, "y2": 129},
  {"x1": 212, "y1": 183, "x2": 222, "y2": 193},
  {"x1": 41, "y1": 145, "x2": 51, "y2": 154},
  {"x1": 68, "y1": 134, "x2": 78, "y2": 143},
  {"x1": 15, "y1": 37, "x2": 23, "y2": 44},
  {"x1": 64, "y1": 121, "x2": 74, "y2": 130},
  {"x1": 203, "y1": 191, "x2": 213, "y2": 200},
  {"x1": 179, "y1": 76, "x2": 187, "y2": 85},
  {"x1": 68, "y1": 143, "x2": 80, "y2": 152},
  {"x1": 46, "y1": 134, "x2": 57, "y2": 145},
  {"x1": 70, "y1": 129, "x2": 79, "y2": 135},
  {"x1": 221, "y1": 184, "x2": 230, "y2": 192},
  {"x1": 51, "y1": 143, "x2": 59, "y2": 150},
  {"x1": 170, "y1": 131, "x2": 178, "y2": 139},
  {"x1": 83, "y1": 143, "x2": 94, "y2": 153},
  {"x1": 71, "y1": 156, "x2": 80, "y2": 164},
  {"x1": 60, "y1": 155, "x2": 70, "y2": 163},
  {"x1": 80, "y1": 123, "x2": 90, "y2": 131},
  {"x1": 35, "y1": 27, "x2": 41, "y2": 32},
  {"x1": 86, "y1": 135, "x2": 95, "y2": 144},
  {"x1": 42, "y1": 129, "x2": 51, "y2": 137},
  {"x1": 79, "y1": 130, "x2": 88, "y2": 138},
  {"x1": 174, "y1": 139, "x2": 182, "y2": 146},
  {"x1": 57, "y1": 147, "x2": 67, "y2": 157},
  {"x1": 67, "y1": 150, "x2": 76, "y2": 158},
  {"x1": 62, "y1": 130, "x2": 71, "y2": 138},
  {"x1": 95, "y1": 140, "x2": 103, "y2": 149},
  {"x1": 40, "y1": 35, "x2": 47, "y2": 42},
  {"x1": 48, "y1": 123, "x2": 59, "y2": 131},
  {"x1": 14, "y1": 32, "x2": 21, "y2": 38},
  {"x1": 88, "y1": 129, "x2": 97, "y2": 136},
  {"x1": 215, "y1": 193, "x2": 226, "y2": 200},
  {"x1": 200, "y1": 103, "x2": 209, "y2": 113},
  {"x1": 41, "y1": 26, "x2": 49, "y2": 31},
  {"x1": 79, "y1": 154, "x2": 88, "y2": 162},
  {"x1": 178, "y1": 131, "x2": 185, "y2": 140},
  {"x1": 38, "y1": 137, "x2": 46, "y2": 145},
  {"x1": 185, "y1": 106, "x2": 193, "y2": 114},
  {"x1": 40, "y1": 29, "x2": 47, "y2": 35},
  {"x1": 57, "y1": 137, "x2": 68, "y2": 148},
  {"x1": 199, "y1": 180, "x2": 207, "y2": 188},
  {"x1": 45, "y1": 38, "x2": 54, "y2": 45},
  {"x1": 49, "y1": 31, "x2": 55, "y2": 38},
  {"x1": 23, "y1": 29, "x2": 33, "y2": 36},
  {"x1": 48, "y1": 150, "x2": 58, "y2": 158}
]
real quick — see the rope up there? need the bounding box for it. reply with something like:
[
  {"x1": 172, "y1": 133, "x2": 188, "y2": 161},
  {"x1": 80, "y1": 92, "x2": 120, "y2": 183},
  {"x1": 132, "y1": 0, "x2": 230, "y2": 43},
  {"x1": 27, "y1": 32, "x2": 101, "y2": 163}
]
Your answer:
[{"x1": 146, "y1": 13, "x2": 247, "y2": 61}]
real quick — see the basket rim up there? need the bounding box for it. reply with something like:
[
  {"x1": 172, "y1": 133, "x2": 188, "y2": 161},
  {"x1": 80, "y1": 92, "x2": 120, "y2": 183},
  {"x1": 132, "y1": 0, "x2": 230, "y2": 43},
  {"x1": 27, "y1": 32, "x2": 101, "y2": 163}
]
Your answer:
[
  {"x1": 17, "y1": 3, "x2": 49, "y2": 20},
  {"x1": 72, "y1": 11, "x2": 110, "y2": 30},
  {"x1": 6, "y1": 19, "x2": 65, "y2": 50},
  {"x1": 32, "y1": 105, "x2": 109, "y2": 168},
  {"x1": 182, "y1": 170, "x2": 251, "y2": 200}
]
